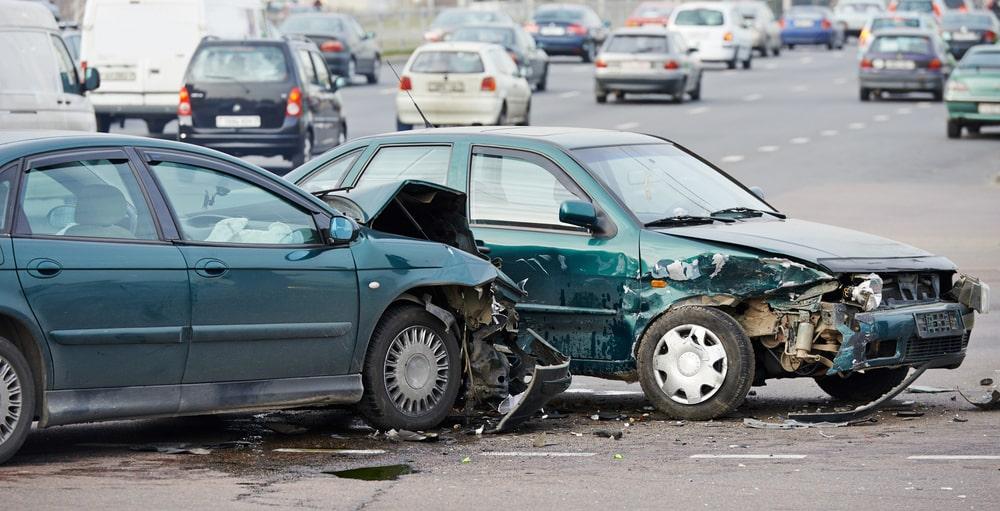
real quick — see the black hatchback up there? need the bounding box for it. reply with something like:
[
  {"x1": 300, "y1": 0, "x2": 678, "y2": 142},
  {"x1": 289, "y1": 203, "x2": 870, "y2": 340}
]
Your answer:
[{"x1": 178, "y1": 37, "x2": 347, "y2": 168}]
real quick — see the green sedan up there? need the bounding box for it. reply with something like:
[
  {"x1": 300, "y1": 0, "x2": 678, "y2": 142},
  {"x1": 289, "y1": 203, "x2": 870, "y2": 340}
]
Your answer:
[
  {"x1": 288, "y1": 126, "x2": 989, "y2": 422},
  {"x1": 945, "y1": 45, "x2": 1000, "y2": 138}
]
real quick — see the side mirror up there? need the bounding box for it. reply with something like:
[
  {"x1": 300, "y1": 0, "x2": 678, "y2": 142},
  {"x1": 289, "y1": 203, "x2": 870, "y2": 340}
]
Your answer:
[
  {"x1": 83, "y1": 67, "x2": 101, "y2": 92},
  {"x1": 686, "y1": 47, "x2": 699, "y2": 54},
  {"x1": 332, "y1": 76, "x2": 346, "y2": 91},
  {"x1": 559, "y1": 200, "x2": 599, "y2": 230},
  {"x1": 328, "y1": 215, "x2": 357, "y2": 244},
  {"x1": 749, "y1": 186, "x2": 766, "y2": 200}
]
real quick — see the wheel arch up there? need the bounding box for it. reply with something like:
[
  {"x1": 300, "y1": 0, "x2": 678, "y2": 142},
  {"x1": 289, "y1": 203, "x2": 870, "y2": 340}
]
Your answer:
[
  {"x1": 631, "y1": 294, "x2": 744, "y2": 359},
  {"x1": 0, "y1": 310, "x2": 51, "y2": 422}
]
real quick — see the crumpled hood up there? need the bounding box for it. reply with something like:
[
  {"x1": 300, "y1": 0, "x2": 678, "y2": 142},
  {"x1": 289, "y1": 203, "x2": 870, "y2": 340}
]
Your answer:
[{"x1": 661, "y1": 218, "x2": 955, "y2": 273}]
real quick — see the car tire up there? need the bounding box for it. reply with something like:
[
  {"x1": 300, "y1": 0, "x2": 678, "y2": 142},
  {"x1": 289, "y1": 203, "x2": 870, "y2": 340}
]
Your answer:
[
  {"x1": 727, "y1": 53, "x2": 738, "y2": 69},
  {"x1": 290, "y1": 131, "x2": 312, "y2": 167},
  {"x1": 517, "y1": 100, "x2": 531, "y2": 126},
  {"x1": 947, "y1": 119, "x2": 962, "y2": 139},
  {"x1": 787, "y1": 43, "x2": 795, "y2": 50},
  {"x1": 742, "y1": 51, "x2": 752, "y2": 70},
  {"x1": 967, "y1": 125, "x2": 980, "y2": 135},
  {"x1": 366, "y1": 56, "x2": 380, "y2": 84},
  {"x1": 672, "y1": 79, "x2": 686, "y2": 104},
  {"x1": 146, "y1": 119, "x2": 168, "y2": 135},
  {"x1": 496, "y1": 102, "x2": 509, "y2": 125},
  {"x1": 537, "y1": 64, "x2": 548, "y2": 92},
  {"x1": 595, "y1": 92, "x2": 607, "y2": 103},
  {"x1": 756, "y1": 46, "x2": 766, "y2": 58},
  {"x1": 0, "y1": 337, "x2": 35, "y2": 465},
  {"x1": 637, "y1": 306, "x2": 754, "y2": 420},
  {"x1": 860, "y1": 87, "x2": 871, "y2": 101},
  {"x1": 772, "y1": 44, "x2": 781, "y2": 57},
  {"x1": 357, "y1": 304, "x2": 462, "y2": 432},
  {"x1": 932, "y1": 88, "x2": 944, "y2": 102},
  {"x1": 96, "y1": 114, "x2": 112, "y2": 133},
  {"x1": 814, "y1": 367, "x2": 909, "y2": 402},
  {"x1": 396, "y1": 118, "x2": 413, "y2": 131},
  {"x1": 689, "y1": 73, "x2": 702, "y2": 101}
]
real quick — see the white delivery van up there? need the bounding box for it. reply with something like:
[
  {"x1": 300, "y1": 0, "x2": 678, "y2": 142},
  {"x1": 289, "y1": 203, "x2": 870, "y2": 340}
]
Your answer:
[
  {"x1": 0, "y1": 0, "x2": 100, "y2": 131},
  {"x1": 80, "y1": 0, "x2": 271, "y2": 133}
]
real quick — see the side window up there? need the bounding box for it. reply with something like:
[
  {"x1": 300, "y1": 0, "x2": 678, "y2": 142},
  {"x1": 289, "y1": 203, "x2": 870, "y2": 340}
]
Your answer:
[
  {"x1": 20, "y1": 159, "x2": 157, "y2": 240},
  {"x1": 469, "y1": 150, "x2": 586, "y2": 230},
  {"x1": 309, "y1": 51, "x2": 333, "y2": 88},
  {"x1": 150, "y1": 161, "x2": 320, "y2": 245},
  {"x1": 297, "y1": 49, "x2": 319, "y2": 85},
  {"x1": 50, "y1": 35, "x2": 79, "y2": 93},
  {"x1": 300, "y1": 148, "x2": 363, "y2": 192},
  {"x1": 355, "y1": 145, "x2": 451, "y2": 188},
  {"x1": 0, "y1": 168, "x2": 16, "y2": 232}
]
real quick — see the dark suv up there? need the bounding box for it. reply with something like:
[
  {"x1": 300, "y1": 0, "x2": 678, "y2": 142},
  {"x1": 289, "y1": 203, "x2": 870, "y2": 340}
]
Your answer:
[{"x1": 178, "y1": 37, "x2": 347, "y2": 169}]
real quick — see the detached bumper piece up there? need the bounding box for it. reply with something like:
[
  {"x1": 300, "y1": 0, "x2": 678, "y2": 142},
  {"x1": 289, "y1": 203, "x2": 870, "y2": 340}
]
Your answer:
[
  {"x1": 495, "y1": 329, "x2": 571, "y2": 432},
  {"x1": 791, "y1": 362, "x2": 932, "y2": 423}
]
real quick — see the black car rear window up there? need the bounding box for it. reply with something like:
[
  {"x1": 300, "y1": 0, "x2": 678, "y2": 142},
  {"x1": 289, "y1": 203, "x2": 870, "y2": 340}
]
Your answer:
[
  {"x1": 872, "y1": 17, "x2": 921, "y2": 29},
  {"x1": 942, "y1": 0, "x2": 966, "y2": 8},
  {"x1": 189, "y1": 45, "x2": 289, "y2": 83},
  {"x1": 605, "y1": 35, "x2": 671, "y2": 53},
  {"x1": 895, "y1": 1, "x2": 933, "y2": 13},
  {"x1": 409, "y1": 51, "x2": 485, "y2": 73},
  {"x1": 673, "y1": 9, "x2": 724, "y2": 26},
  {"x1": 871, "y1": 35, "x2": 931, "y2": 53}
]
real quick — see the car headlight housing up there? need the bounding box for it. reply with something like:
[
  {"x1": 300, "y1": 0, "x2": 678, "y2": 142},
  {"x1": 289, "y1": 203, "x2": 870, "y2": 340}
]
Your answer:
[{"x1": 945, "y1": 80, "x2": 969, "y2": 99}]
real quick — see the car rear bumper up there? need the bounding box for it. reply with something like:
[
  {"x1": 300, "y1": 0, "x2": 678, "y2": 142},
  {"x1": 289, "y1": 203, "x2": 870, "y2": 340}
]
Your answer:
[
  {"x1": 693, "y1": 44, "x2": 738, "y2": 63},
  {"x1": 533, "y1": 35, "x2": 588, "y2": 54},
  {"x1": 595, "y1": 74, "x2": 685, "y2": 93},
  {"x1": 396, "y1": 94, "x2": 500, "y2": 125},
  {"x1": 946, "y1": 100, "x2": 1000, "y2": 123},
  {"x1": 781, "y1": 30, "x2": 833, "y2": 44},
  {"x1": 178, "y1": 121, "x2": 304, "y2": 157},
  {"x1": 859, "y1": 72, "x2": 944, "y2": 91}
]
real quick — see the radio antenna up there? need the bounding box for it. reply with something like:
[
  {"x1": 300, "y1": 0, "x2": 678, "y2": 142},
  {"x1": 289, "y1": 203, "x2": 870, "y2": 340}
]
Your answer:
[{"x1": 385, "y1": 59, "x2": 434, "y2": 129}]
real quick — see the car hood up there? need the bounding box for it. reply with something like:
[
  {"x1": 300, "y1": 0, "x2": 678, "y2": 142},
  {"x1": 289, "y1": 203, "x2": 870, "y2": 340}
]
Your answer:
[{"x1": 660, "y1": 218, "x2": 956, "y2": 273}]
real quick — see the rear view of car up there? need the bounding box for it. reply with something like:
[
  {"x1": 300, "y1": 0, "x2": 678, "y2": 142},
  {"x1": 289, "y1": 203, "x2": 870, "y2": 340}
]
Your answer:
[
  {"x1": 781, "y1": 6, "x2": 845, "y2": 49},
  {"x1": 669, "y1": 2, "x2": 754, "y2": 70},
  {"x1": 835, "y1": 0, "x2": 886, "y2": 37},
  {"x1": 736, "y1": 1, "x2": 782, "y2": 57},
  {"x1": 594, "y1": 28, "x2": 702, "y2": 103},
  {"x1": 396, "y1": 42, "x2": 532, "y2": 129},
  {"x1": 889, "y1": 0, "x2": 944, "y2": 18},
  {"x1": 945, "y1": 45, "x2": 1000, "y2": 138},
  {"x1": 525, "y1": 3, "x2": 608, "y2": 62},
  {"x1": 939, "y1": 12, "x2": 999, "y2": 59},
  {"x1": 448, "y1": 23, "x2": 550, "y2": 91},
  {"x1": 280, "y1": 13, "x2": 382, "y2": 84},
  {"x1": 625, "y1": 2, "x2": 676, "y2": 27},
  {"x1": 859, "y1": 29, "x2": 950, "y2": 101},
  {"x1": 424, "y1": 8, "x2": 514, "y2": 42}
]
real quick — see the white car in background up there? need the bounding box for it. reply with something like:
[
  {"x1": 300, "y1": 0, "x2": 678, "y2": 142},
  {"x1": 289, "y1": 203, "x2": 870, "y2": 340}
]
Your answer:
[
  {"x1": 396, "y1": 42, "x2": 532, "y2": 130},
  {"x1": 835, "y1": 0, "x2": 886, "y2": 37},
  {"x1": 857, "y1": 12, "x2": 938, "y2": 55},
  {"x1": 735, "y1": 0, "x2": 782, "y2": 57},
  {"x1": 669, "y1": 2, "x2": 754, "y2": 69}
]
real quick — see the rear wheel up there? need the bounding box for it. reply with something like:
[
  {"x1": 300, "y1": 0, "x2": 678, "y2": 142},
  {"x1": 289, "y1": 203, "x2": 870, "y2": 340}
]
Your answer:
[
  {"x1": 495, "y1": 102, "x2": 509, "y2": 125},
  {"x1": 516, "y1": 100, "x2": 531, "y2": 125},
  {"x1": 859, "y1": 87, "x2": 871, "y2": 101},
  {"x1": 365, "y1": 56, "x2": 380, "y2": 84},
  {"x1": 357, "y1": 305, "x2": 462, "y2": 431},
  {"x1": 595, "y1": 91, "x2": 607, "y2": 103},
  {"x1": 932, "y1": 88, "x2": 944, "y2": 102},
  {"x1": 290, "y1": 131, "x2": 312, "y2": 167},
  {"x1": 536, "y1": 64, "x2": 548, "y2": 91},
  {"x1": 146, "y1": 119, "x2": 168, "y2": 135},
  {"x1": 947, "y1": 119, "x2": 962, "y2": 139},
  {"x1": 582, "y1": 41, "x2": 596, "y2": 63},
  {"x1": 0, "y1": 337, "x2": 35, "y2": 465},
  {"x1": 689, "y1": 73, "x2": 702, "y2": 101},
  {"x1": 672, "y1": 79, "x2": 687, "y2": 104},
  {"x1": 814, "y1": 367, "x2": 909, "y2": 402},
  {"x1": 96, "y1": 114, "x2": 112, "y2": 133},
  {"x1": 727, "y1": 54, "x2": 738, "y2": 69},
  {"x1": 742, "y1": 51, "x2": 752, "y2": 70},
  {"x1": 787, "y1": 43, "x2": 796, "y2": 50}
]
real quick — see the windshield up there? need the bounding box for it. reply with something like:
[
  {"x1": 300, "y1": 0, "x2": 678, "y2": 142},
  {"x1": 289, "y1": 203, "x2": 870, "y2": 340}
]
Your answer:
[
  {"x1": 189, "y1": 45, "x2": 288, "y2": 83},
  {"x1": 895, "y1": 1, "x2": 933, "y2": 13},
  {"x1": 450, "y1": 27, "x2": 516, "y2": 48},
  {"x1": 573, "y1": 144, "x2": 773, "y2": 224},
  {"x1": 872, "y1": 17, "x2": 921, "y2": 29},
  {"x1": 674, "y1": 8, "x2": 725, "y2": 26},
  {"x1": 409, "y1": 51, "x2": 485, "y2": 73},
  {"x1": 433, "y1": 9, "x2": 510, "y2": 28},
  {"x1": 941, "y1": 14, "x2": 993, "y2": 30},
  {"x1": 534, "y1": 7, "x2": 586, "y2": 22},
  {"x1": 959, "y1": 50, "x2": 1000, "y2": 69},
  {"x1": 280, "y1": 15, "x2": 345, "y2": 34},
  {"x1": 605, "y1": 35, "x2": 670, "y2": 53},
  {"x1": 871, "y1": 35, "x2": 931, "y2": 53}
]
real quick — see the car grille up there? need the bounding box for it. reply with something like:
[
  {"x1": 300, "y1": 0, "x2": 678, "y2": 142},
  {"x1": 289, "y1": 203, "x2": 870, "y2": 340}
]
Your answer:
[{"x1": 903, "y1": 332, "x2": 968, "y2": 363}]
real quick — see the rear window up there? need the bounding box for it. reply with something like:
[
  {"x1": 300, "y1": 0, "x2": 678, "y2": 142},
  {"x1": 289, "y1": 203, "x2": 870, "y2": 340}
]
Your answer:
[
  {"x1": 281, "y1": 15, "x2": 345, "y2": 34},
  {"x1": 433, "y1": 9, "x2": 510, "y2": 29},
  {"x1": 450, "y1": 27, "x2": 516, "y2": 48},
  {"x1": 409, "y1": 51, "x2": 485, "y2": 74},
  {"x1": 0, "y1": 31, "x2": 60, "y2": 93},
  {"x1": 871, "y1": 35, "x2": 931, "y2": 53},
  {"x1": 534, "y1": 7, "x2": 587, "y2": 22},
  {"x1": 941, "y1": 14, "x2": 993, "y2": 30},
  {"x1": 895, "y1": 1, "x2": 933, "y2": 13},
  {"x1": 189, "y1": 45, "x2": 289, "y2": 83},
  {"x1": 872, "y1": 17, "x2": 921, "y2": 29},
  {"x1": 959, "y1": 50, "x2": 1000, "y2": 69},
  {"x1": 605, "y1": 35, "x2": 670, "y2": 53},
  {"x1": 674, "y1": 8, "x2": 725, "y2": 26},
  {"x1": 942, "y1": 0, "x2": 966, "y2": 8}
]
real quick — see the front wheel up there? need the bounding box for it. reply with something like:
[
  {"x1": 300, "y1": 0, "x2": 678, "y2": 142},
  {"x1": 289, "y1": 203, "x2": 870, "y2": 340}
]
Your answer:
[
  {"x1": 689, "y1": 73, "x2": 702, "y2": 101},
  {"x1": 0, "y1": 337, "x2": 35, "y2": 465},
  {"x1": 947, "y1": 119, "x2": 962, "y2": 139},
  {"x1": 815, "y1": 367, "x2": 909, "y2": 402},
  {"x1": 290, "y1": 132, "x2": 312, "y2": 167},
  {"x1": 357, "y1": 305, "x2": 462, "y2": 431},
  {"x1": 860, "y1": 87, "x2": 871, "y2": 102},
  {"x1": 637, "y1": 306, "x2": 754, "y2": 420},
  {"x1": 366, "y1": 56, "x2": 380, "y2": 84}
]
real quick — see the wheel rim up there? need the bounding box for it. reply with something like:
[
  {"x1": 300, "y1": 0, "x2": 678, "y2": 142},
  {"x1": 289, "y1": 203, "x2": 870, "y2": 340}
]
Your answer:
[
  {"x1": 652, "y1": 324, "x2": 727, "y2": 405},
  {"x1": 0, "y1": 356, "x2": 22, "y2": 443},
  {"x1": 384, "y1": 326, "x2": 449, "y2": 417}
]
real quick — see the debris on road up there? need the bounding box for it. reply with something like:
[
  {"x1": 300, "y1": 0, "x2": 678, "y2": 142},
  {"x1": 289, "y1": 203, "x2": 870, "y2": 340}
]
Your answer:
[
  {"x1": 906, "y1": 385, "x2": 954, "y2": 394},
  {"x1": 894, "y1": 410, "x2": 925, "y2": 418},
  {"x1": 273, "y1": 448, "x2": 386, "y2": 455},
  {"x1": 386, "y1": 429, "x2": 439, "y2": 442},
  {"x1": 264, "y1": 422, "x2": 309, "y2": 435},
  {"x1": 130, "y1": 444, "x2": 212, "y2": 455},
  {"x1": 593, "y1": 430, "x2": 623, "y2": 440},
  {"x1": 742, "y1": 417, "x2": 871, "y2": 429},
  {"x1": 789, "y1": 363, "x2": 931, "y2": 423},
  {"x1": 532, "y1": 434, "x2": 557, "y2": 448},
  {"x1": 958, "y1": 371, "x2": 1000, "y2": 410}
]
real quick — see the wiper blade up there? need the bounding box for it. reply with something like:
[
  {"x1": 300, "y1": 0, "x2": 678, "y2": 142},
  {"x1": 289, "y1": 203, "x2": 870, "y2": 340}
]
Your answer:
[
  {"x1": 310, "y1": 186, "x2": 353, "y2": 197},
  {"x1": 644, "y1": 215, "x2": 735, "y2": 227},
  {"x1": 711, "y1": 207, "x2": 786, "y2": 219}
]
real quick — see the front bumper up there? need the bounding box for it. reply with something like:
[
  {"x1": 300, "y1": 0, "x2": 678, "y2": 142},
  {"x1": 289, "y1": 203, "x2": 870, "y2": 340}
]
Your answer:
[
  {"x1": 860, "y1": 70, "x2": 944, "y2": 92},
  {"x1": 946, "y1": 100, "x2": 1000, "y2": 124}
]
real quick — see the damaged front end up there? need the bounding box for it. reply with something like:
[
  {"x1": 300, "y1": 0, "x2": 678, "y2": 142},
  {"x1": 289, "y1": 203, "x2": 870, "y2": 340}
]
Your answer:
[{"x1": 317, "y1": 180, "x2": 571, "y2": 430}]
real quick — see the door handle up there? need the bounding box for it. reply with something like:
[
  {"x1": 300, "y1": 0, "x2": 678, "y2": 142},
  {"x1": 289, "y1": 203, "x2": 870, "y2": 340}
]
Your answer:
[
  {"x1": 194, "y1": 258, "x2": 228, "y2": 278},
  {"x1": 475, "y1": 239, "x2": 491, "y2": 255},
  {"x1": 26, "y1": 258, "x2": 62, "y2": 278}
]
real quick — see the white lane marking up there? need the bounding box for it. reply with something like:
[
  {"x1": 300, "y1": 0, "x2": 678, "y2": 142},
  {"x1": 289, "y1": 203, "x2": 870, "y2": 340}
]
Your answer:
[
  {"x1": 615, "y1": 121, "x2": 640, "y2": 130},
  {"x1": 274, "y1": 448, "x2": 386, "y2": 455},
  {"x1": 559, "y1": 90, "x2": 581, "y2": 98},
  {"x1": 721, "y1": 155, "x2": 745, "y2": 163},
  {"x1": 848, "y1": 122, "x2": 866, "y2": 130},
  {"x1": 908, "y1": 455, "x2": 1000, "y2": 460},
  {"x1": 764, "y1": 63, "x2": 778, "y2": 70},
  {"x1": 482, "y1": 452, "x2": 597, "y2": 457},
  {"x1": 820, "y1": 129, "x2": 839, "y2": 136},
  {"x1": 873, "y1": 114, "x2": 890, "y2": 122},
  {"x1": 573, "y1": 66, "x2": 590, "y2": 73},
  {"x1": 799, "y1": 57, "x2": 813, "y2": 64},
  {"x1": 757, "y1": 145, "x2": 780, "y2": 152},
  {"x1": 691, "y1": 454, "x2": 807, "y2": 459},
  {"x1": 897, "y1": 107, "x2": 912, "y2": 114},
  {"x1": 917, "y1": 101, "x2": 931, "y2": 108},
  {"x1": 380, "y1": 87, "x2": 397, "y2": 95},
  {"x1": 833, "y1": 77, "x2": 847, "y2": 85},
  {"x1": 791, "y1": 85, "x2": 808, "y2": 92},
  {"x1": 563, "y1": 389, "x2": 642, "y2": 396},
  {"x1": 688, "y1": 106, "x2": 710, "y2": 115},
  {"x1": 743, "y1": 93, "x2": 763, "y2": 102},
  {"x1": 790, "y1": 137, "x2": 810, "y2": 144}
]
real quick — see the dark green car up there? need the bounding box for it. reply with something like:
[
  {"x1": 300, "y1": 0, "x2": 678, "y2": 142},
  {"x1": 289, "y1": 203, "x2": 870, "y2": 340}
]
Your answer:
[
  {"x1": 945, "y1": 45, "x2": 1000, "y2": 138},
  {"x1": 0, "y1": 131, "x2": 569, "y2": 463},
  {"x1": 288, "y1": 126, "x2": 989, "y2": 421}
]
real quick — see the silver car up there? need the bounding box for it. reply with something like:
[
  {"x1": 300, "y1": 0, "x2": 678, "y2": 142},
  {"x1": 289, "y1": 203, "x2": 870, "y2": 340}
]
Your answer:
[
  {"x1": 736, "y1": 1, "x2": 782, "y2": 57},
  {"x1": 594, "y1": 27, "x2": 703, "y2": 104}
]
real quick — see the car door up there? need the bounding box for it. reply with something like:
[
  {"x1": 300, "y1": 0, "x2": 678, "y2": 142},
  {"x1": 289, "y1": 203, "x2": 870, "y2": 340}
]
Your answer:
[
  {"x1": 49, "y1": 33, "x2": 94, "y2": 131},
  {"x1": 467, "y1": 146, "x2": 640, "y2": 364},
  {"x1": 298, "y1": 48, "x2": 341, "y2": 152},
  {"x1": 12, "y1": 149, "x2": 190, "y2": 389},
  {"x1": 141, "y1": 150, "x2": 358, "y2": 383},
  {"x1": 348, "y1": 16, "x2": 376, "y2": 73}
]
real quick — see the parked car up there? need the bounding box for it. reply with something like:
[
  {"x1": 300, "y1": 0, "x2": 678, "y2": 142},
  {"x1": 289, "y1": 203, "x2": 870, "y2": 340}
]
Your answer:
[
  {"x1": 80, "y1": 0, "x2": 271, "y2": 134},
  {"x1": 735, "y1": 0, "x2": 782, "y2": 57},
  {"x1": 525, "y1": 3, "x2": 609, "y2": 62},
  {"x1": 594, "y1": 28, "x2": 703, "y2": 103},
  {"x1": 835, "y1": 0, "x2": 887, "y2": 37},
  {"x1": 0, "y1": 0, "x2": 100, "y2": 131},
  {"x1": 945, "y1": 44, "x2": 1000, "y2": 137},
  {"x1": 395, "y1": 42, "x2": 532, "y2": 130},
  {"x1": 939, "y1": 11, "x2": 1000, "y2": 59},
  {"x1": 858, "y1": 13, "x2": 939, "y2": 54},
  {"x1": 177, "y1": 37, "x2": 347, "y2": 167},
  {"x1": 859, "y1": 28, "x2": 953, "y2": 101},
  {"x1": 279, "y1": 13, "x2": 381, "y2": 84},
  {"x1": 0, "y1": 130, "x2": 571, "y2": 464},
  {"x1": 781, "y1": 6, "x2": 846, "y2": 50},
  {"x1": 669, "y1": 2, "x2": 754, "y2": 69},
  {"x1": 423, "y1": 7, "x2": 515, "y2": 42},
  {"x1": 449, "y1": 23, "x2": 550, "y2": 91},
  {"x1": 288, "y1": 126, "x2": 989, "y2": 422},
  {"x1": 624, "y1": 1, "x2": 677, "y2": 27}
]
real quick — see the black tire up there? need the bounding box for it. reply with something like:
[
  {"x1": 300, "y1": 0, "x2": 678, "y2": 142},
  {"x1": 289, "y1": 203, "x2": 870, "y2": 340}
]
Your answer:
[
  {"x1": 814, "y1": 367, "x2": 909, "y2": 402},
  {"x1": 495, "y1": 102, "x2": 508, "y2": 125},
  {"x1": 146, "y1": 119, "x2": 168, "y2": 135},
  {"x1": 637, "y1": 306, "x2": 754, "y2": 420},
  {"x1": 290, "y1": 131, "x2": 312, "y2": 167},
  {"x1": 947, "y1": 119, "x2": 962, "y2": 139},
  {"x1": 788, "y1": 44, "x2": 796, "y2": 50},
  {"x1": 357, "y1": 305, "x2": 462, "y2": 431},
  {"x1": 516, "y1": 100, "x2": 531, "y2": 126},
  {"x1": 727, "y1": 54, "x2": 737, "y2": 69},
  {"x1": 967, "y1": 125, "x2": 980, "y2": 135},
  {"x1": 537, "y1": 64, "x2": 548, "y2": 92},
  {"x1": 0, "y1": 337, "x2": 35, "y2": 465},
  {"x1": 672, "y1": 79, "x2": 687, "y2": 104},
  {"x1": 595, "y1": 92, "x2": 607, "y2": 103},
  {"x1": 932, "y1": 88, "x2": 944, "y2": 102},
  {"x1": 742, "y1": 52, "x2": 752, "y2": 70},
  {"x1": 689, "y1": 73, "x2": 702, "y2": 101},
  {"x1": 96, "y1": 114, "x2": 112, "y2": 133},
  {"x1": 860, "y1": 87, "x2": 871, "y2": 101},
  {"x1": 772, "y1": 45, "x2": 781, "y2": 57},
  {"x1": 365, "y1": 56, "x2": 380, "y2": 84}
]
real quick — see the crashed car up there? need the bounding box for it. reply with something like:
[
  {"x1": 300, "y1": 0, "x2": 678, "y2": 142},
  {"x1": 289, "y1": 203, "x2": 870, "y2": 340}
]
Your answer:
[
  {"x1": 0, "y1": 131, "x2": 570, "y2": 464},
  {"x1": 287, "y1": 126, "x2": 989, "y2": 421}
]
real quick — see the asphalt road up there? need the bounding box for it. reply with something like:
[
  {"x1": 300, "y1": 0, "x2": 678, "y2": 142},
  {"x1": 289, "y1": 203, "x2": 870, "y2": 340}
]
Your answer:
[{"x1": 7, "y1": 42, "x2": 1000, "y2": 510}]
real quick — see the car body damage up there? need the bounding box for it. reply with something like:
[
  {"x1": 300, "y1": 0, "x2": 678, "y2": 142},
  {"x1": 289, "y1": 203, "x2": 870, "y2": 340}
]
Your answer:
[{"x1": 316, "y1": 180, "x2": 571, "y2": 431}]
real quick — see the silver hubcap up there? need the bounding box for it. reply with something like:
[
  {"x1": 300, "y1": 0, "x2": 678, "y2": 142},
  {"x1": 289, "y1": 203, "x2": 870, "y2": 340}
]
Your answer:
[
  {"x1": 384, "y1": 326, "x2": 449, "y2": 417},
  {"x1": 0, "y1": 357, "x2": 22, "y2": 443},
  {"x1": 652, "y1": 324, "x2": 727, "y2": 405}
]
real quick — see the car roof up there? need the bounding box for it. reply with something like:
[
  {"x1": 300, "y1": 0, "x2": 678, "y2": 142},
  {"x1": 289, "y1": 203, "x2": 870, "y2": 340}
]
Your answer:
[
  {"x1": 414, "y1": 41, "x2": 501, "y2": 52},
  {"x1": 0, "y1": 0, "x2": 58, "y2": 30},
  {"x1": 351, "y1": 126, "x2": 664, "y2": 151},
  {"x1": 871, "y1": 27, "x2": 937, "y2": 36},
  {"x1": 451, "y1": 22, "x2": 518, "y2": 31},
  {"x1": 611, "y1": 26, "x2": 672, "y2": 36},
  {"x1": 676, "y1": 1, "x2": 734, "y2": 9}
]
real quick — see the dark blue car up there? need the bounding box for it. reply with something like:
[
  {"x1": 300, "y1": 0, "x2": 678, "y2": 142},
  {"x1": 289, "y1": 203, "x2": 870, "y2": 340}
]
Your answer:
[
  {"x1": 526, "y1": 3, "x2": 609, "y2": 62},
  {"x1": 781, "y1": 6, "x2": 845, "y2": 50}
]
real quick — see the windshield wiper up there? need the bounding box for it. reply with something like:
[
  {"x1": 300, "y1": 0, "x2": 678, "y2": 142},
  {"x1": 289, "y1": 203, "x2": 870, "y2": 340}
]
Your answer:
[
  {"x1": 710, "y1": 207, "x2": 786, "y2": 219},
  {"x1": 310, "y1": 186, "x2": 353, "y2": 197},
  {"x1": 644, "y1": 215, "x2": 735, "y2": 227}
]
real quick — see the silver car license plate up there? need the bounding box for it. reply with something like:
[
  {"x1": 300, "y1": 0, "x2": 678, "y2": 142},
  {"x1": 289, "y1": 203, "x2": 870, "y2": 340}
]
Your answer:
[
  {"x1": 215, "y1": 115, "x2": 261, "y2": 128},
  {"x1": 885, "y1": 60, "x2": 916, "y2": 70},
  {"x1": 978, "y1": 103, "x2": 1000, "y2": 115}
]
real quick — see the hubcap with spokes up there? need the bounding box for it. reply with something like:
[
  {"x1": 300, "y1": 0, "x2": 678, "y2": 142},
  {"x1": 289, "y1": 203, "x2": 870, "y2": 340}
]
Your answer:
[
  {"x1": 652, "y1": 324, "x2": 727, "y2": 405},
  {"x1": 0, "y1": 356, "x2": 22, "y2": 443},
  {"x1": 384, "y1": 326, "x2": 449, "y2": 417}
]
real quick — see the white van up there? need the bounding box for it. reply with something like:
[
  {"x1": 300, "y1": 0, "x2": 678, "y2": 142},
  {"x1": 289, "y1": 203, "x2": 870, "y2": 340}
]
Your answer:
[
  {"x1": 0, "y1": 0, "x2": 100, "y2": 131},
  {"x1": 669, "y1": 2, "x2": 755, "y2": 69},
  {"x1": 80, "y1": 0, "x2": 271, "y2": 133}
]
